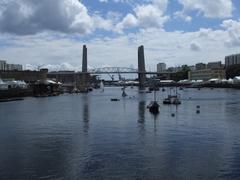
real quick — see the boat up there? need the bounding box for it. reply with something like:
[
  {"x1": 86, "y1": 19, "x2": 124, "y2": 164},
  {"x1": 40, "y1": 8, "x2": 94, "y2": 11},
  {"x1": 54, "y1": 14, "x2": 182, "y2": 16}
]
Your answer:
[
  {"x1": 100, "y1": 81, "x2": 104, "y2": 92},
  {"x1": 147, "y1": 90, "x2": 159, "y2": 114},
  {"x1": 163, "y1": 95, "x2": 181, "y2": 105},
  {"x1": 111, "y1": 98, "x2": 120, "y2": 101},
  {"x1": 122, "y1": 87, "x2": 127, "y2": 97},
  {"x1": 163, "y1": 87, "x2": 181, "y2": 105}
]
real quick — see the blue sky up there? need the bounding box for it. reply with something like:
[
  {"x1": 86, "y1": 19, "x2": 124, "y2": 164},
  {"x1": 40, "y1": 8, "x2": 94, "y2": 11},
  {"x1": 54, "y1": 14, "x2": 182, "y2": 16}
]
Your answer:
[{"x1": 0, "y1": 0, "x2": 240, "y2": 71}]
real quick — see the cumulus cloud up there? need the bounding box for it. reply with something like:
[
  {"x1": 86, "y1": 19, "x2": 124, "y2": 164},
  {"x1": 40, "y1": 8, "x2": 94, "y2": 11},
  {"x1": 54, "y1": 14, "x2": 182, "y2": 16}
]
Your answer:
[
  {"x1": 1, "y1": 22, "x2": 239, "y2": 70},
  {"x1": 190, "y1": 42, "x2": 201, "y2": 51},
  {"x1": 24, "y1": 62, "x2": 81, "y2": 71},
  {"x1": 177, "y1": 0, "x2": 233, "y2": 18},
  {"x1": 116, "y1": 14, "x2": 139, "y2": 33},
  {"x1": 116, "y1": 0, "x2": 169, "y2": 32},
  {"x1": 99, "y1": 0, "x2": 108, "y2": 3},
  {"x1": 174, "y1": 11, "x2": 192, "y2": 22},
  {"x1": 0, "y1": 0, "x2": 113, "y2": 35},
  {"x1": 221, "y1": 19, "x2": 240, "y2": 47}
]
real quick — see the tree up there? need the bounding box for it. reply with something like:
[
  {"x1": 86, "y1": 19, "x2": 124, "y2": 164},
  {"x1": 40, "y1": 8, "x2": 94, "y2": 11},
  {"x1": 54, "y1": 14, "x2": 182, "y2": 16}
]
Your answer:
[
  {"x1": 170, "y1": 65, "x2": 190, "y2": 81},
  {"x1": 226, "y1": 64, "x2": 240, "y2": 79}
]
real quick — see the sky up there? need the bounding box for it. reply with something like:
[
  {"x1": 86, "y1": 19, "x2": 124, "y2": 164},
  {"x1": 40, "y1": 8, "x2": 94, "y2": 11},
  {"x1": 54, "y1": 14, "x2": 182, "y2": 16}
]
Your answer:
[{"x1": 0, "y1": 0, "x2": 240, "y2": 71}]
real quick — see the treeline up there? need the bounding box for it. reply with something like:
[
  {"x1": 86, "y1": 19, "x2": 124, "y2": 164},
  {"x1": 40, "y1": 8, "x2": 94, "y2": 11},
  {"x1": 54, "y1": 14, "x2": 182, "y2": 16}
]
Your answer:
[
  {"x1": 226, "y1": 64, "x2": 240, "y2": 79},
  {"x1": 170, "y1": 65, "x2": 190, "y2": 82}
]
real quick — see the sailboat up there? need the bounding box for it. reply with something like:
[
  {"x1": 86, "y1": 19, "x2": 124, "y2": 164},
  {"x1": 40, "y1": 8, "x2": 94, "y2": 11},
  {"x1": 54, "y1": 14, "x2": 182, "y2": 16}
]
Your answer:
[
  {"x1": 147, "y1": 90, "x2": 160, "y2": 114},
  {"x1": 163, "y1": 87, "x2": 181, "y2": 105},
  {"x1": 122, "y1": 86, "x2": 127, "y2": 97},
  {"x1": 100, "y1": 81, "x2": 104, "y2": 92}
]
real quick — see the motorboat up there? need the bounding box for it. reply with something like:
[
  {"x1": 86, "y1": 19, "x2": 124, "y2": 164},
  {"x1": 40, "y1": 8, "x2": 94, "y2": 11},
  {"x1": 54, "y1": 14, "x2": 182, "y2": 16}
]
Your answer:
[
  {"x1": 163, "y1": 95, "x2": 181, "y2": 105},
  {"x1": 163, "y1": 87, "x2": 181, "y2": 105}
]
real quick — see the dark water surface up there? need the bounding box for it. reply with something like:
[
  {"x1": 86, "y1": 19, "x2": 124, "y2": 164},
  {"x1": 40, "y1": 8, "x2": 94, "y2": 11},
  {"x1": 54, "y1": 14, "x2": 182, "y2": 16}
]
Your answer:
[{"x1": 0, "y1": 87, "x2": 240, "y2": 180}]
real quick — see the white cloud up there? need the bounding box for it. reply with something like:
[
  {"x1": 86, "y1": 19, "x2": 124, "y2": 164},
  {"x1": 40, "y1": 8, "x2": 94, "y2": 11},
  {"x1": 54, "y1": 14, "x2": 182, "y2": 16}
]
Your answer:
[
  {"x1": 1, "y1": 20, "x2": 239, "y2": 71},
  {"x1": 116, "y1": 0, "x2": 169, "y2": 32},
  {"x1": 99, "y1": 0, "x2": 108, "y2": 3},
  {"x1": 221, "y1": 19, "x2": 240, "y2": 47},
  {"x1": 174, "y1": 11, "x2": 192, "y2": 22},
  {"x1": 116, "y1": 13, "x2": 139, "y2": 33},
  {"x1": 178, "y1": 0, "x2": 233, "y2": 18},
  {"x1": 190, "y1": 42, "x2": 201, "y2": 51},
  {"x1": 134, "y1": 4, "x2": 169, "y2": 28},
  {"x1": 0, "y1": 0, "x2": 113, "y2": 35}
]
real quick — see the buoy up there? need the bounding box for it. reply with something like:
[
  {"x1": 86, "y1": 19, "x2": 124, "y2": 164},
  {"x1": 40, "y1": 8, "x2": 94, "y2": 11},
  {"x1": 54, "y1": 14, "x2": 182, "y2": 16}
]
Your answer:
[
  {"x1": 111, "y1": 98, "x2": 120, "y2": 101},
  {"x1": 171, "y1": 113, "x2": 175, "y2": 117},
  {"x1": 196, "y1": 110, "x2": 200, "y2": 114},
  {"x1": 196, "y1": 105, "x2": 200, "y2": 108}
]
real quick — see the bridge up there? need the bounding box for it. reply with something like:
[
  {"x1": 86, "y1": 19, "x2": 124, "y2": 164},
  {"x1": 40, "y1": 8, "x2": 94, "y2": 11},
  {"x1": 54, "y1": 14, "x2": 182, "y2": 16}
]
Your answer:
[
  {"x1": 81, "y1": 45, "x2": 171, "y2": 91},
  {"x1": 89, "y1": 67, "x2": 170, "y2": 75}
]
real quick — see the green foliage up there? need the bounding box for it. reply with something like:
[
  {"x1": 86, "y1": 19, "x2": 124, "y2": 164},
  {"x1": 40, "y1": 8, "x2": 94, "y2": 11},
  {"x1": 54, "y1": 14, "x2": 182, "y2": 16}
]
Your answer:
[
  {"x1": 170, "y1": 65, "x2": 190, "y2": 81},
  {"x1": 226, "y1": 64, "x2": 240, "y2": 79}
]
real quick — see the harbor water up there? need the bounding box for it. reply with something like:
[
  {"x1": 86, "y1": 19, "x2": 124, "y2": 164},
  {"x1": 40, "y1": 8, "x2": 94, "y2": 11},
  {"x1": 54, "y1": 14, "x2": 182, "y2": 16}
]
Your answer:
[{"x1": 0, "y1": 87, "x2": 240, "y2": 179}]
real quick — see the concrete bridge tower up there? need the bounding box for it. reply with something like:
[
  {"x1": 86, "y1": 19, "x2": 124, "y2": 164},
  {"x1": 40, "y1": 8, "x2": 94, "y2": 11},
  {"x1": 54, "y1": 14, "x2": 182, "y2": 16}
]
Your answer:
[
  {"x1": 138, "y1": 45, "x2": 146, "y2": 90},
  {"x1": 82, "y1": 45, "x2": 87, "y2": 73},
  {"x1": 80, "y1": 45, "x2": 88, "y2": 92}
]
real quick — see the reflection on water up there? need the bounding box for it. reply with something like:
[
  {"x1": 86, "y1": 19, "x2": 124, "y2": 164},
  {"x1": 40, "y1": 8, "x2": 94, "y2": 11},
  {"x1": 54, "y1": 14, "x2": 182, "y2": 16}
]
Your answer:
[
  {"x1": 138, "y1": 101, "x2": 145, "y2": 124},
  {"x1": 82, "y1": 94, "x2": 89, "y2": 133},
  {"x1": 0, "y1": 87, "x2": 240, "y2": 179}
]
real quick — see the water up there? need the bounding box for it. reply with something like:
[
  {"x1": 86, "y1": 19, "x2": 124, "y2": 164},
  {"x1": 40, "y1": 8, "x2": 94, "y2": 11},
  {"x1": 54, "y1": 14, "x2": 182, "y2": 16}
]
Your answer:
[{"x1": 0, "y1": 87, "x2": 240, "y2": 180}]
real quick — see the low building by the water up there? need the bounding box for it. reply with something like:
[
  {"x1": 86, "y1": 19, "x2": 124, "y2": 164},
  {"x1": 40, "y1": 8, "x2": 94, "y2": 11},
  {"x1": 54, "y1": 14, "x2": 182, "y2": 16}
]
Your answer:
[
  {"x1": 33, "y1": 79, "x2": 61, "y2": 96},
  {"x1": 0, "y1": 69, "x2": 48, "y2": 83},
  {"x1": 0, "y1": 60, "x2": 23, "y2": 71},
  {"x1": 225, "y1": 53, "x2": 240, "y2": 68},
  {"x1": 188, "y1": 69, "x2": 226, "y2": 81},
  {"x1": 48, "y1": 71, "x2": 97, "y2": 91}
]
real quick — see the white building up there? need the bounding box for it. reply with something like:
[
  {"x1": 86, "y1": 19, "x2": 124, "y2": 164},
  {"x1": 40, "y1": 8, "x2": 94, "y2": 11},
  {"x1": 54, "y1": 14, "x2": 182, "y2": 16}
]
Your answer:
[
  {"x1": 225, "y1": 53, "x2": 240, "y2": 68},
  {"x1": 157, "y1": 63, "x2": 166, "y2": 73},
  {"x1": 0, "y1": 60, "x2": 6, "y2": 70},
  {"x1": 5, "y1": 64, "x2": 23, "y2": 71}
]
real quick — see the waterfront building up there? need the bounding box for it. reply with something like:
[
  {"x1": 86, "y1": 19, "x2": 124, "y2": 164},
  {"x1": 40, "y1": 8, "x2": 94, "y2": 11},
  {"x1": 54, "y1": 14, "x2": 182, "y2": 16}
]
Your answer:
[
  {"x1": 0, "y1": 60, "x2": 23, "y2": 71},
  {"x1": 195, "y1": 63, "x2": 206, "y2": 70},
  {"x1": 5, "y1": 64, "x2": 23, "y2": 71},
  {"x1": 0, "y1": 69, "x2": 48, "y2": 83},
  {"x1": 207, "y1": 61, "x2": 222, "y2": 69},
  {"x1": 157, "y1": 63, "x2": 166, "y2": 73},
  {"x1": 0, "y1": 60, "x2": 6, "y2": 70},
  {"x1": 47, "y1": 71, "x2": 94, "y2": 91},
  {"x1": 189, "y1": 69, "x2": 226, "y2": 81},
  {"x1": 167, "y1": 66, "x2": 182, "y2": 72},
  {"x1": 189, "y1": 65, "x2": 195, "y2": 71},
  {"x1": 225, "y1": 53, "x2": 240, "y2": 68}
]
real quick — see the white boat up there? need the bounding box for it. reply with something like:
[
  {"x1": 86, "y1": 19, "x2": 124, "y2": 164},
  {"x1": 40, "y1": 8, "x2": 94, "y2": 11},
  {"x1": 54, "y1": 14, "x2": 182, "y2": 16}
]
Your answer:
[
  {"x1": 100, "y1": 81, "x2": 104, "y2": 92},
  {"x1": 163, "y1": 87, "x2": 181, "y2": 105},
  {"x1": 0, "y1": 79, "x2": 8, "y2": 90}
]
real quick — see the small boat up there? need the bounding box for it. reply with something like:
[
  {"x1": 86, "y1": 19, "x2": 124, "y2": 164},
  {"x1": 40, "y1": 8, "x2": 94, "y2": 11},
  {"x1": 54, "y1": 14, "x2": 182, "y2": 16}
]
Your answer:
[
  {"x1": 111, "y1": 98, "x2": 120, "y2": 101},
  {"x1": 147, "y1": 101, "x2": 160, "y2": 114},
  {"x1": 100, "y1": 81, "x2": 104, "y2": 92},
  {"x1": 122, "y1": 87, "x2": 127, "y2": 97},
  {"x1": 163, "y1": 87, "x2": 181, "y2": 105},
  {"x1": 163, "y1": 95, "x2": 181, "y2": 105},
  {"x1": 147, "y1": 90, "x2": 159, "y2": 114}
]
